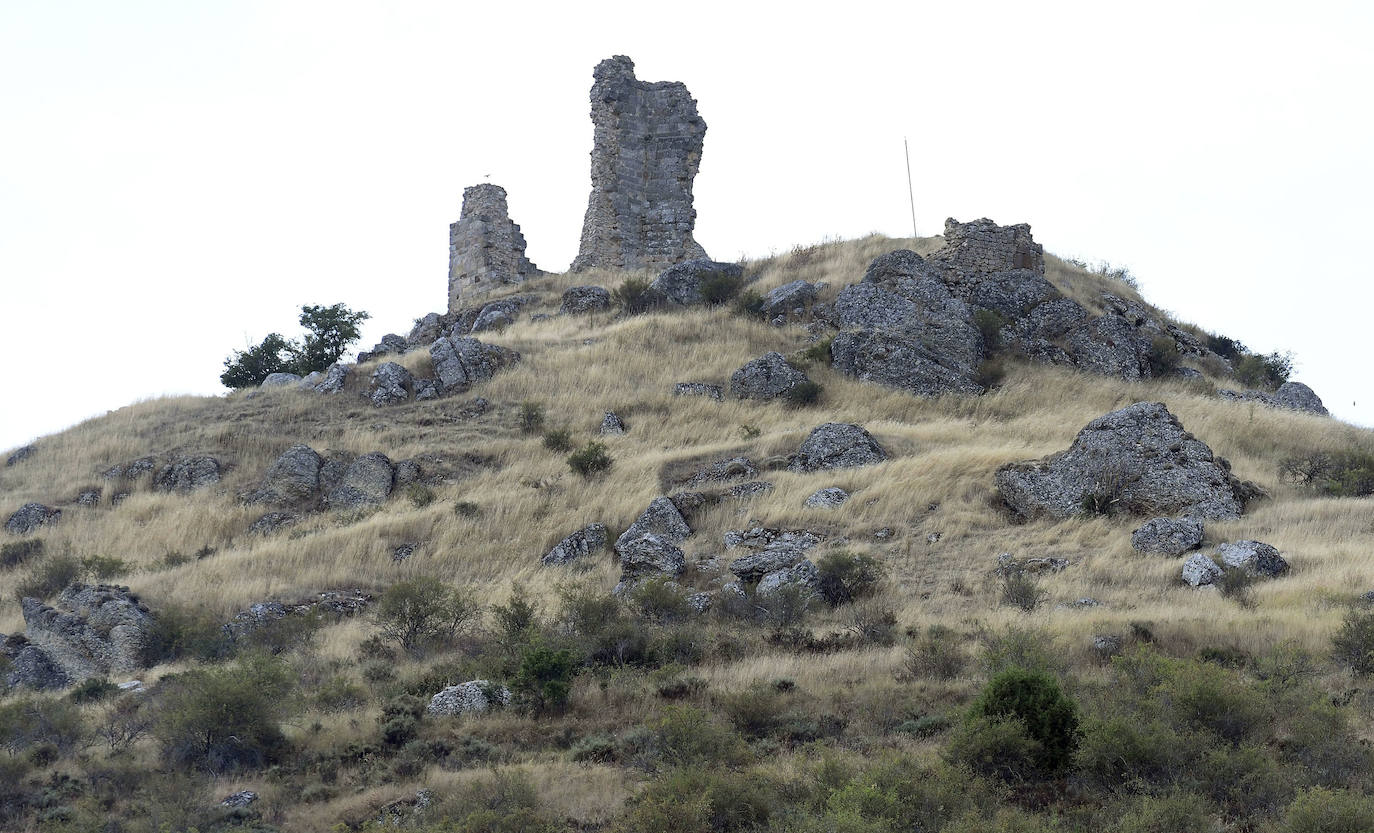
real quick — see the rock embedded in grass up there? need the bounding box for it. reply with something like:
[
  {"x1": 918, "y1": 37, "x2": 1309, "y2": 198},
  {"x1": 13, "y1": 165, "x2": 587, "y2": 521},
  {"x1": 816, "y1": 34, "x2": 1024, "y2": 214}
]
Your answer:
[
  {"x1": 260, "y1": 372, "x2": 302, "y2": 388},
  {"x1": 615, "y1": 497, "x2": 691, "y2": 553},
  {"x1": 367, "y1": 362, "x2": 414, "y2": 406},
  {"x1": 789, "y1": 423, "x2": 886, "y2": 472},
  {"x1": 600, "y1": 411, "x2": 626, "y2": 435},
  {"x1": 561, "y1": 285, "x2": 611, "y2": 315},
  {"x1": 1215, "y1": 540, "x2": 1289, "y2": 577},
  {"x1": 673, "y1": 382, "x2": 723, "y2": 400},
  {"x1": 153, "y1": 456, "x2": 221, "y2": 492},
  {"x1": 5, "y1": 502, "x2": 61, "y2": 535},
  {"x1": 1182, "y1": 553, "x2": 1223, "y2": 587},
  {"x1": 760, "y1": 279, "x2": 817, "y2": 320},
  {"x1": 1131, "y1": 517, "x2": 1205, "y2": 556},
  {"x1": 730, "y1": 351, "x2": 811, "y2": 400},
  {"x1": 326, "y1": 452, "x2": 395, "y2": 509},
  {"x1": 542, "y1": 523, "x2": 608, "y2": 566},
  {"x1": 648, "y1": 259, "x2": 743, "y2": 306},
  {"x1": 804, "y1": 487, "x2": 850, "y2": 508},
  {"x1": 427, "y1": 680, "x2": 511, "y2": 716},
  {"x1": 248, "y1": 445, "x2": 323, "y2": 505}
]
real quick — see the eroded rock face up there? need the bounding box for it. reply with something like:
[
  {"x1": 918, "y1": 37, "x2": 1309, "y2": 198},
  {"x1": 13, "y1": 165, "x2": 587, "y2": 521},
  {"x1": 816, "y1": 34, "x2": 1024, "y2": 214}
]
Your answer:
[
  {"x1": 20, "y1": 585, "x2": 153, "y2": 682},
  {"x1": 561, "y1": 285, "x2": 612, "y2": 315},
  {"x1": 447, "y1": 184, "x2": 540, "y2": 312},
  {"x1": 3, "y1": 635, "x2": 70, "y2": 690},
  {"x1": 429, "y1": 336, "x2": 520, "y2": 393},
  {"x1": 326, "y1": 452, "x2": 395, "y2": 509},
  {"x1": 249, "y1": 445, "x2": 323, "y2": 506},
  {"x1": 153, "y1": 457, "x2": 221, "y2": 492},
  {"x1": 756, "y1": 560, "x2": 821, "y2": 599},
  {"x1": 368, "y1": 362, "x2": 414, "y2": 407},
  {"x1": 572, "y1": 56, "x2": 708, "y2": 272},
  {"x1": 730, "y1": 352, "x2": 810, "y2": 400},
  {"x1": 600, "y1": 411, "x2": 626, "y2": 435},
  {"x1": 615, "y1": 497, "x2": 691, "y2": 554},
  {"x1": 428, "y1": 680, "x2": 511, "y2": 716},
  {"x1": 996, "y1": 402, "x2": 1252, "y2": 521},
  {"x1": 1131, "y1": 517, "x2": 1205, "y2": 556},
  {"x1": 542, "y1": 523, "x2": 609, "y2": 566},
  {"x1": 789, "y1": 423, "x2": 886, "y2": 472},
  {"x1": 5, "y1": 503, "x2": 61, "y2": 535}
]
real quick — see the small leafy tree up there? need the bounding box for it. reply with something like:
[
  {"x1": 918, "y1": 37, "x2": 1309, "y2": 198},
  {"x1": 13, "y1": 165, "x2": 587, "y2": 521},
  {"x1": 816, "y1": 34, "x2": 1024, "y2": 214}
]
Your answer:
[
  {"x1": 220, "y1": 332, "x2": 295, "y2": 389},
  {"x1": 955, "y1": 667, "x2": 1079, "y2": 779},
  {"x1": 152, "y1": 654, "x2": 295, "y2": 773},
  {"x1": 511, "y1": 642, "x2": 576, "y2": 714},
  {"x1": 375, "y1": 577, "x2": 480, "y2": 653},
  {"x1": 294, "y1": 303, "x2": 371, "y2": 373}
]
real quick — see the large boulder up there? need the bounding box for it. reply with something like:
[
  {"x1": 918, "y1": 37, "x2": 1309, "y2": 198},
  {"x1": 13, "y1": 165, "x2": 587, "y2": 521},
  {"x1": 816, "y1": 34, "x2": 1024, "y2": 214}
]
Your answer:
[
  {"x1": 314, "y1": 363, "x2": 349, "y2": 394},
  {"x1": 729, "y1": 352, "x2": 810, "y2": 400},
  {"x1": 615, "y1": 497, "x2": 691, "y2": 553},
  {"x1": 250, "y1": 445, "x2": 323, "y2": 505},
  {"x1": 21, "y1": 585, "x2": 153, "y2": 682},
  {"x1": 368, "y1": 362, "x2": 414, "y2": 406},
  {"x1": 760, "y1": 280, "x2": 817, "y2": 319},
  {"x1": 561, "y1": 285, "x2": 612, "y2": 315},
  {"x1": 429, "y1": 336, "x2": 520, "y2": 393},
  {"x1": 260, "y1": 372, "x2": 302, "y2": 388},
  {"x1": 831, "y1": 328, "x2": 984, "y2": 397},
  {"x1": 471, "y1": 298, "x2": 524, "y2": 333},
  {"x1": 428, "y1": 680, "x2": 511, "y2": 716},
  {"x1": 153, "y1": 456, "x2": 222, "y2": 492},
  {"x1": 1131, "y1": 517, "x2": 1205, "y2": 556},
  {"x1": 542, "y1": 523, "x2": 608, "y2": 567},
  {"x1": 995, "y1": 402, "x2": 1253, "y2": 521},
  {"x1": 5, "y1": 503, "x2": 61, "y2": 535},
  {"x1": 326, "y1": 453, "x2": 395, "y2": 509},
  {"x1": 647, "y1": 259, "x2": 743, "y2": 306},
  {"x1": 1215, "y1": 540, "x2": 1289, "y2": 577},
  {"x1": 616, "y1": 533, "x2": 687, "y2": 584},
  {"x1": 1067, "y1": 315, "x2": 1151, "y2": 381},
  {"x1": 1274, "y1": 382, "x2": 1328, "y2": 415},
  {"x1": 756, "y1": 560, "x2": 821, "y2": 599},
  {"x1": 789, "y1": 423, "x2": 886, "y2": 472}
]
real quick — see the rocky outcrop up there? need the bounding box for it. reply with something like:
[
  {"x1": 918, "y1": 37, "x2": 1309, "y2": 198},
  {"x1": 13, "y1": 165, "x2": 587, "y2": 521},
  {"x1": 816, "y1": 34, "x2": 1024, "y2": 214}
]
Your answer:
[
  {"x1": 1218, "y1": 382, "x2": 1329, "y2": 416},
  {"x1": 789, "y1": 423, "x2": 886, "y2": 472},
  {"x1": 314, "y1": 364, "x2": 349, "y2": 393},
  {"x1": 542, "y1": 523, "x2": 608, "y2": 566},
  {"x1": 223, "y1": 589, "x2": 372, "y2": 642},
  {"x1": 356, "y1": 334, "x2": 409, "y2": 364},
  {"x1": 429, "y1": 336, "x2": 520, "y2": 393},
  {"x1": 561, "y1": 285, "x2": 612, "y2": 315},
  {"x1": 572, "y1": 56, "x2": 708, "y2": 272},
  {"x1": 5, "y1": 503, "x2": 61, "y2": 535},
  {"x1": 1131, "y1": 517, "x2": 1204, "y2": 556},
  {"x1": 248, "y1": 511, "x2": 298, "y2": 536},
  {"x1": 326, "y1": 453, "x2": 395, "y2": 509},
  {"x1": 19, "y1": 585, "x2": 153, "y2": 683},
  {"x1": 730, "y1": 352, "x2": 810, "y2": 400},
  {"x1": 153, "y1": 456, "x2": 222, "y2": 492},
  {"x1": 996, "y1": 402, "x2": 1254, "y2": 521},
  {"x1": 647, "y1": 259, "x2": 742, "y2": 307},
  {"x1": 756, "y1": 560, "x2": 821, "y2": 599},
  {"x1": 248, "y1": 445, "x2": 323, "y2": 506},
  {"x1": 761, "y1": 280, "x2": 817, "y2": 321},
  {"x1": 1215, "y1": 540, "x2": 1289, "y2": 577},
  {"x1": 615, "y1": 497, "x2": 691, "y2": 554},
  {"x1": 368, "y1": 362, "x2": 414, "y2": 406},
  {"x1": 831, "y1": 327, "x2": 985, "y2": 397},
  {"x1": 447, "y1": 184, "x2": 540, "y2": 312},
  {"x1": 804, "y1": 487, "x2": 849, "y2": 508},
  {"x1": 2, "y1": 633, "x2": 70, "y2": 690},
  {"x1": 1066, "y1": 314, "x2": 1151, "y2": 381},
  {"x1": 428, "y1": 680, "x2": 511, "y2": 716}
]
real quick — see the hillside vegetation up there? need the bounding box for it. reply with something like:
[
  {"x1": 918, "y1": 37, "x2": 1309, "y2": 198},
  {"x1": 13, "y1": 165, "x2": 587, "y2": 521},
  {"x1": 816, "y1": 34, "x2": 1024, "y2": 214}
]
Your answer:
[{"x1": 3, "y1": 234, "x2": 1374, "y2": 832}]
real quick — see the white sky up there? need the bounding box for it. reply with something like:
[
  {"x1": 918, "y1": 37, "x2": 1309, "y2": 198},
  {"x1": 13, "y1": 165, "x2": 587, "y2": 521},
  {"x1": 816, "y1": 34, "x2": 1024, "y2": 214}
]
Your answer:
[{"x1": 2, "y1": 1, "x2": 1372, "y2": 452}]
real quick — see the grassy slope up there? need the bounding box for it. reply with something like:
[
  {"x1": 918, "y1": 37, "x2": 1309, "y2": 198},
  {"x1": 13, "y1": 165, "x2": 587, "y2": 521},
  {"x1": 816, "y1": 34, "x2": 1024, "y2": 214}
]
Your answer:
[{"x1": 2, "y1": 234, "x2": 1373, "y2": 828}]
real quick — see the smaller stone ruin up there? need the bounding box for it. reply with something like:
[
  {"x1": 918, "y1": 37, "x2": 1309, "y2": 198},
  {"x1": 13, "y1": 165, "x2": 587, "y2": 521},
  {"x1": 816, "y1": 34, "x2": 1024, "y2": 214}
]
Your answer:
[{"x1": 448, "y1": 184, "x2": 540, "y2": 313}]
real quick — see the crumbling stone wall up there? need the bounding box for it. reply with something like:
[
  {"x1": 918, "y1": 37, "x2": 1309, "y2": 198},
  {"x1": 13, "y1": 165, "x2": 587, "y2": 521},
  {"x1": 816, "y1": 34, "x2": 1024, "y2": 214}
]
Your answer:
[
  {"x1": 447, "y1": 184, "x2": 540, "y2": 313},
  {"x1": 571, "y1": 56, "x2": 709, "y2": 272},
  {"x1": 928, "y1": 217, "x2": 1045, "y2": 280}
]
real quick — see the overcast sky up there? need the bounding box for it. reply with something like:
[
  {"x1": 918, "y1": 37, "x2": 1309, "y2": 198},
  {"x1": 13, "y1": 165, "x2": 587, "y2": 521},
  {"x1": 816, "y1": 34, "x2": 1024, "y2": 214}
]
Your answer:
[{"x1": 3, "y1": 1, "x2": 1372, "y2": 452}]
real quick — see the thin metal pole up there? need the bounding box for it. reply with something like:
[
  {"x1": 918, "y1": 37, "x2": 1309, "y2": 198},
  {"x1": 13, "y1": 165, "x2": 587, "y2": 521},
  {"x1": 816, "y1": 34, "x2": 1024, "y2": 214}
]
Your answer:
[{"x1": 904, "y1": 137, "x2": 918, "y2": 240}]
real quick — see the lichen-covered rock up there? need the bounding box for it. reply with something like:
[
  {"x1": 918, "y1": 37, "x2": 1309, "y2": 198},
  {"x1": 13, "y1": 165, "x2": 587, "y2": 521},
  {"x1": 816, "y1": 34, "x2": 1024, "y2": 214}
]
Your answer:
[
  {"x1": 804, "y1": 487, "x2": 850, "y2": 508},
  {"x1": 542, "y1": 523, "x2": 608, "y2": 566},
  {"x1": 995, "y1": 402, "x2": 1252, "y2": 521},
  {"x1": 368, "y1": 362, "x2": 413, "y2": 406},
  {"x1": 1215, "y1": 540, "x2": 1289, "y2": 577},
  {"x1": 2, "y1": 635, "x2": 70, "y2": 690},
  {"x1": 1067, "y1": 315, "x2": 1151, "y2": 380},
  {"x1": 448, "y1": 184, "x2": 540, "y2": 311},
  {"x1": 831, "y1": 328, "x2": 985, "y2": 397},
  {"x1": 75, "y1": 488, "x2": 101, "y2": 507},
  {"x1": 429, "y1": 336, "x2": 520, "y2": 393},
  {"x1": 260, "y1": 372, "x2": 302, "y2": 388},
  {"x1": 600, "y1": 411, "x2": 626, "y2": 435},
  {"x1": 471, "y1": 298, "x2": 525, "y2": 333},
  {"x1": 428, "y1": 680, "x2": 511, "y2": 716},
  {"x1": 249, "y1": 445, "x2": 322, "y2": 505},
  {"x1": 730, "y1": 352, "x2": 810, "y2": 400},
  {"x1": 314, "y1": 363, "x2": 349, "y2": 394},
  {"x1": 760, "y1": 280, "x2": 817, "y2": 319},
  {"x1": 730, "y1": 546, "x2": 808, "y2": 583},
  {"x1": 248, "y1": 512, "x2": 298, "y2": 536},
  {"x1": 616, "y1": 534, "x2": 688, "y2": 587},
  {"x1": 5, "y1": 503, "x2": 61, "y2": 535},
  {"x1": 1131, "y1": 517, "x2": 1205, "y2": 556},
  {"x1": 102, "y1": 457, "x2": 156, "y2": 480},
  {"x1": 221, "y1": 791, "x2": 259, "y2": 809},
  {"x1": 572, "y1": 56, "x2": 708, "y2": 272},
  {"x1": 21, "y1": 585, "x2": 154, "y2": 682},
  {"x1": 725, "y1": 528, "x2": 821, "y2": 581},
  {"x1": 6, "y1": 445, "x2": 35, "y2": 467},
  {"x1": 615, "y1": 497, "x2": 691, "y2": 553},
  {"x1": 561, "y1": 285, "x2": 612, "y2": 315},
  {"x1": 326, "y1": 452, "x2": 395, "y2": 509},
  {"x1": 725, "y1": 481, "x2": 773, "y2": 499},
  {"x1": 928, "y1": 217, "x2": 1045, "y2": 280},
  {"x1": 648, "y1": 259, "x2": 743, "y2": 306},
  {"x1": 756, "y1": 560, "x2": 821, "y2": 599},
  {"x1": 153, "y1": 456, "x2": 221, "y2": 492},
  {"x1": 1274, "y1": 382, "x2": 1328, "y2": 415},
  {"x1": 789, "y1": 423, "x2": 886, "y2": 472},
  {"x1": 964, "y1": 269, "x2": 1059, "y2": 319},
  {"x1": 1182, "y1": 554, "x2": 1223, "y2": 587},
  {"x1": 673, "y1": 382, "x2": 723, "y2": 400}
]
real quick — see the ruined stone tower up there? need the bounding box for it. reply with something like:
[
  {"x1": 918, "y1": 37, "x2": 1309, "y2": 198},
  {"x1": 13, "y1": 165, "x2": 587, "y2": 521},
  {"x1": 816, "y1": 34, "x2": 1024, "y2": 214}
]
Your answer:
[
  {"x1": 571, "y1": 56, "x2": 708, "y2": 272},
  {"x1": 447, "y1": 184, "x2": 540, "y2": 314}
]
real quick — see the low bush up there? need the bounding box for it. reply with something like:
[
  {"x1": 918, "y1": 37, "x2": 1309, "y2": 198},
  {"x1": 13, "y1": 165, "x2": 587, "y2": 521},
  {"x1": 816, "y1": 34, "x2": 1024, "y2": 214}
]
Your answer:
[
  {"x1": 1147, "y1": 336, "x2": 1180, "y2": 376},
  {"x1": 1281, "y1": 786, "x2": 1374, "y2": 833},
  {"x1": 0, "y1": 696, "x2": 86, "y2": 756},
  {"x1": 454, "y1": 499, "x2": 482, "y2": 517},
  {"x1": 613, "y1": 277, "x2": 660, "y2": 315},
  {"x1": 141, "y1": 603, "x2": 235, "y2": 664},
  {"x1": 152, "y1": 654, "x2": 295, "y2": 773},
  {"x1": 999, "y1": 570, "x2": 1043, "y2": 613},
  {"x1": 541, "y1": 428, "x2": 574, "y2": 452},
  {"x1": 374, "y1": 576, "x2": 481, "y2": 654},
  {"x1": 405, "y1": 483, "x2": 435, "y2": 508},
  {"x1": 567, "y1": 442, "x2": 613, "y2": 478},
  {"x1": 701, "y1": 271, "x2": 745, "y2": 306},
  {"x1": 1235, "y1": 351, "x2": 1293, "y2": 390},
  {"x1": 1331, "y1": 609, "x2": 1374, "y2": 675},
  {"x1": 825, "y1": 756, "x2": 993, "y2": 832},
  {"x1": 628, "y1": 575, "x2": 692, "y2": 623},
  {"x1": 1280, "y1": 450, "x2": 1374, "y2": 498},
  {"x1": 68, "y1": 677, "x2": 119, "y2": 704},
  {"x1": 378, "y1": 694, "x2": 425, "y2": 747},
  {"x1": 980, "y1": 626, "x2": 1063, "y2": 675},
  {"x1": 14, "y1": 554, "x2": 81, "y2": 601},
  {"x1": 973, "y1": 308, "x2": 1005, "y2": 350},
  {"x1": 79, "y1": 555, "x2": 130, "y2": 581},
  {"x1": 649, "y1": 705, "x2": 751, "y2": 769},
  {"x1": 815, "y1": 551, "x2": 885, "y2": 606},
  {"x1": 511, "y1": 642, "x2": 576, "y2": 714},
  {"x1": 783, "y1": 380, "x2": 824, "y2": 408},
  {"x1": 798, "y1": 337, "x2": 834, "y2": 365},
  {"x1": 518, "y1": 401, "x2": 545, "y2": 434},
  {"x1": 905, "y1": 625, "x2": 967, "y2": 681},
  {"x1": 0, "y1": 539, "x2": 43, "y2": 569},
  {"x1": 733, "y1": 290, "x2": 765, "y2": 318},
  {"x1": 613, "y1": 766, "x2": 776, "y2": 833},
  {"x1": 962, "y1": 667, "x2": 1079, "y2": 778}
]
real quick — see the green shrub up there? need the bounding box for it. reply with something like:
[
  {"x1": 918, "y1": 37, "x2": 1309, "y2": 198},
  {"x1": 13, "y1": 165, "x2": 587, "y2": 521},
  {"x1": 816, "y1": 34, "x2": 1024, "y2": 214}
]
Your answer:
[
  {"x1": 999, "y1": 570, "x2": 1043, "y2": 613},
  {"x1": 79, "y1": 554, "x2": 130, "y2": 581},
  {"x1": 493, "y1": 584, "x2": 540, "y2": 645},
  {"x1": 980, "y1": 626, "x2": 1063, "y2": 675},
  {"x1": 799, "y1": 337, "x2": 834, "y2": 366},
  {"x1": 1147, "y1": 336, "x2": 1180, "y2": 376},
  {"x1": 152, "y1": 654, "x2": 295, "y2": 773},
  {"x1": 1206, "y1": 333, "x2": 1246, "y2": 361},
  {"x1": 973, "y1": 308, "x2": 1005, "y2": 351},
  {"x1": 733, "y1": 289, "x2": 765, "y2": 318},
  {"x1": 614, "y1": 767, "x2": 775, "y2": 833},
  {"x1": 141, "y1": 603, "x2": 235, "y2": 664},
  {"x1": 570, "y1": 733, "x2": 620, "y2": 764},
  {"x1": 567, "y1": 442, "x2": 613, "y2": 478},
  {"x1": 315, "y1": 675, "x2": 369, "y2": 711},
  {"x1": 405, "y1": 483, "x2": 435, "y2": 508},
  {"x1": 0, "y1": 538, "x2": 43, "y2": 569},
  {"x1": 541, "y1": 428, "x2": 574, "y2": 452},
  {"x1": 1075, "y1": 715, "x2": 1190, "y2": 789},
  {"x1": 68, "y1": 677, "x2": 119, "y2": 704},
  {"x1": 511, "y1": 643, "x2": 576, "y2": 714},
  {"x1": 628, "y1": 575, "x2": 692, "y2": 623},
  {"x1": 1331, "y1": 609, "x2": 1374, "y2": 675},
  {"x1": 1280, "y1": 451, "x2": 1374, "y2": 498},
  {"x1": 1112, "y1": 792, "x2": 1217, "y2": 833},
  {"x1": 975, "y1": 358, "x2": 1006, "y2": 390},
  {"x1": 905, "y1": 625, "x2": 967, "y2": 681},
  {"x1": 1281, "y1": 787, "x2": 1374, "y2": 833},
  {"x1": 965, "y1": 668, "x2": 1079, "y2": 776},
  {"x1": 446, "y1": 768, "x2": 560, "y2": 833},
  {"x1": 815, "y1": 551, "x2": 885, "y2": 607},
  {"x1": 454, "y1": 499, "x2": 482, "y2": 517},
  {"x1": 701, "y1": 271, "x2": 745, "y2": 306},
  {"x1": 378, "y1": 694, "x2": 425, "y2": 747},
  {"x1": 518, "y1": 401, "x2": 546, "y2": 434},
  {"x1": 374, "y1": 576, "x2": 480, "y2": 654},
  {"x1": 718, "y1": 685, "x2": 787, "y2": 739},
  {"x1": 613, "y1": 277, "x2": 660, "y2": 315},
  {"x1": 1236, "y1": 350, "x2": 1293, "y2": 390},
  {"x1": 14, "y1": 553, "x2": 81, "y2": 601},
  {"x1": 220, "y1": 332, "x2": 295, "y2": 389},
  {"x1": 0, "y1": 696, "x2": 86, "y2": 756},
  {"x1": 825, "y1": 756, "x2": 992, "y2": 833},
  {"x1": 783, "y1": 380, "x2": 823, "y2": 408},
  {"x1": 650, "y1": 705, "x2": 751, "y2": 769}
]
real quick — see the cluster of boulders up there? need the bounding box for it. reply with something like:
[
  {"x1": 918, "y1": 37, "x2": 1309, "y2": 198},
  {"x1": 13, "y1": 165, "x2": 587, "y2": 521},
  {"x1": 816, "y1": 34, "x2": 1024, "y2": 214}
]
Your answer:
[
  {"x1": 3, "y1": 584, "x2": 154, "y2": 690},
  {"x1": 222, "y1": 589, "x2": 373, "y2": 642},
  {"x1": 100, "y1": 453, "x2": 223, "y2": 493},
  {"x1": 242, "y1": 444, "x2": 421, "y2": 530},
  {"x1": 1181, "y1": 541, "x2": 1289, "y2": 587}
]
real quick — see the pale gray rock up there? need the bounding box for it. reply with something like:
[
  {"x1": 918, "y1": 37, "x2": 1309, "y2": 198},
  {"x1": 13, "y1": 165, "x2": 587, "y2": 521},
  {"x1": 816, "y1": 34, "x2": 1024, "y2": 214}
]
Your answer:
[
  {"x1": 687, "y1": 592, "x2": 713, "y2": 614},
  {"x1": 616, "y1": 533, "x2": 688, "y2": 587},
  {"x1": 730, "y1": 547, "x2": 808, "y2": 582},
  {"x1": 260, "y1": 372, "x2": 302, "y2": 388},
  {"x1": 760, "y1": 280, "x2": 818, "y2": 319},
  {"x1": 561, "y1": 285, "x2": 612, "y2": 315},
  {"x1": 221, "y1": 791, "x2": 259, "y2": 809},
  {"x1": 368, "y1": 362, "x2": 413, "y2": 406},
  {"x1": 1131, "y1": 517, "x2": 1205, "y2": 556},
  {"x1": 356, "y1": 333, "x2": 409, "y2": 364},
  {"x1": 572, "y1": 56, "x2": 709, "y2": 271},
  {"x1": 673, "y1": 382, "x2": 723, "y2": 400},
  {"x1": 429, "y1": 336, "x2": 520, "y2": 393},
  {"x1": 542, "y1": 523, "x2": 609, "y2": 566},
  {"x1": 471, "y1": 298, "x2": 523, "y2": 333},
  {"x1": 407, "y1": 312, "x2": 448, "y2": 347},
  {"x1": 250, "y1": 445, "x2": 322, "y2": 505},
  {"x1": 730, "y1": 352, "x2": 810, "y2": 400},
  {"x1": 683, "y1": 456, "x2": 755, "y2": 486},
  {"x1": 648, "y1": 259, "x2": 743, "y2": 306},
  {"x1": 447, "y1": 184, "x2": 540, "y2": 311},
  {"x1": 326, "y1": 452, "x2": 395, "y2": 509},
  {"x1": 298, "y1": 371, "x2": 323, "y2": 388},
  {"x1": 1215, "y1": 540, "x2": 1289, "y2": 577},
  {"x1": 1274, "y1": 382, "x2": 1328, "y2": 415},
  {"x1": 600, "y1": 411, "x2": 626, "y2": 435},
  {"x1": 314, "y1": 363, "x2": 349, "y2": 394},
  {"x1": 756, "y1": 560, "x2": 821, "y2": 599},
  {"x1": 1091, "y1": 634, "x2": 1123, "y2": 658},
  {"x1": 21, "y1": 584, "x2": 153, "y2": 682},
  {"x1": 615, "y1": 497, "x2": 691, "y2": 553},
  {"x1": 1182, "y1": 554, "x2": 1223, "y2": 587},
  {"x1": 153, "y1": 456, "x2": 221, "y2": 492},
  {"x1": 248, "y1": 512, "x2": 298, "y2": 536},
  {"x1": 804, "y1": 487, "x2": 850, "y2": 508},
  {"x1": 995, "y1": 402, "x2": 1253, "y2": 521},
  {"x1": 726, "y1": 528, "x2": 821, "y2": 581},
  {"x1": 789, "y1": 423, "x2": 886, "y2": 472},
  {"x1": 5, "y1": 503, "x2": 61, "y2": 535},
  {"x1": 427, "y1": 680, "x2": 511, "y2": 716}
]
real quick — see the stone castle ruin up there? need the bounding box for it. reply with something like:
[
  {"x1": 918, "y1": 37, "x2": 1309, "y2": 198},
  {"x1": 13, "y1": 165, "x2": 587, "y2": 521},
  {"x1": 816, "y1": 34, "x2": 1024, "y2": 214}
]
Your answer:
[
  {"x1": 447, "y1": 184, "x2": 540, "y2": 314},
  {"x1": 571, "y1": 56, "x2": 709, "y2": 271}
]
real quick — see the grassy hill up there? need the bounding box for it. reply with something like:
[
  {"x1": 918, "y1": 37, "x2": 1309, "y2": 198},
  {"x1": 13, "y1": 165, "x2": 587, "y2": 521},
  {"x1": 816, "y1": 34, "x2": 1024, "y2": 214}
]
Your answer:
[{"x1": 3, "y1": 234, "x2": 1374, "y2": 832}]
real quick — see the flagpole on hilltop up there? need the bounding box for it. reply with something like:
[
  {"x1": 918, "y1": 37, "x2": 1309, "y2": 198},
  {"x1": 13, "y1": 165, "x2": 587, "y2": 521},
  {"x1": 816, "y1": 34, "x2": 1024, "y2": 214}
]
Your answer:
[{"x1": 904, "y1": 137, "x2": 918, "y2": 240}]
